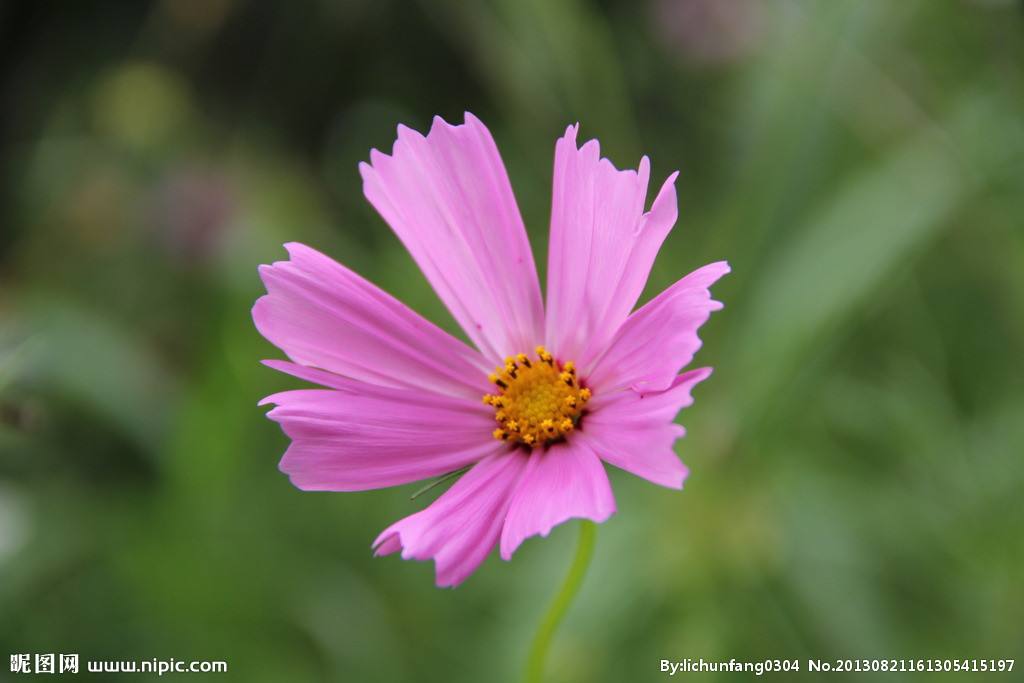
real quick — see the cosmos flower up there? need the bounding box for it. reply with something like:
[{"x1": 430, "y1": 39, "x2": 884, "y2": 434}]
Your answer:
[{"x1": 254, "y1": 114, "x2": 728, "y2": 587}]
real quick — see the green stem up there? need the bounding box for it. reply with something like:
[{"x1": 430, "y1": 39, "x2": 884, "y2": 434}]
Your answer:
[
  {"x1": 523, "y1": 520, "x2": 597, "y2": 683},
  {"x1": 408, "y1": 465, "x2": 470, "y2": 501}
]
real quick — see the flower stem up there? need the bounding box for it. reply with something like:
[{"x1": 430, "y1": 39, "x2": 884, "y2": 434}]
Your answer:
[{"x1": 523, "y1": 520, "x2": 597, "y2": 683}]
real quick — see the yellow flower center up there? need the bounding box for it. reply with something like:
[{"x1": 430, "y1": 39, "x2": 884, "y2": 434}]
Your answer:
[{"x1": 482, "y1": 346, "x2": 591, "y2": 448}]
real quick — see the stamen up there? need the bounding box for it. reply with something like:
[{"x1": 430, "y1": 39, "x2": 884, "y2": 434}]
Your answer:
[
  {"x1": 483, "y1": 348, "x2": 591, "y2": 448},
  {"x1": 535, "y1": 346, "x2": 554, "y2": 365}
]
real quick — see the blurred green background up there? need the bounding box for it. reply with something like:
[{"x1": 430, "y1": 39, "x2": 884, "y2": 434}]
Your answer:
[{"x1": 2, "y1": 0, "x2": 1023, "y2": 681}]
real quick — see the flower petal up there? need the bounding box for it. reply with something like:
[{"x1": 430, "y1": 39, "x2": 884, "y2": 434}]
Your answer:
[
  {"x1": 499, "y1": 440, "x2": 616, "y2": 560},
  {"x1": 261, "y1": 379, "x2": 501, "y2": 491},
  {"x1": 253, "y1": 242, "x2": 490, "y2": 400},
  {"x1": 360, "y1": 113, "x2": 544, "y2": 363},
  {"x1": 373, "y1": 451, "x2": 529, "y2": 587},
  {"x1": 580, "y1": 368, "x2": 712, "y2": 489},
  {"x1": 546, "y1": 125, "x2": 680, "y2": 367},
  {"x1": 260, "y1": 359, "x2": 360, "y2": 391},
  {"x1": 585, "y1": 261, "x2": 729, "y2": 392}
]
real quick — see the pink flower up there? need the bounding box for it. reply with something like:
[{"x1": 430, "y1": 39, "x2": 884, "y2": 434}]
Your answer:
[{"x1": 254, "y1": 114, "x2": 728, "y2": 587}]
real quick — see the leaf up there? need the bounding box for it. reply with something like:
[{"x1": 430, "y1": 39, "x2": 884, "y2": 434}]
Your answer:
[{"x1": 728, "y1": 94, "x2": 1020, "y2": 421}]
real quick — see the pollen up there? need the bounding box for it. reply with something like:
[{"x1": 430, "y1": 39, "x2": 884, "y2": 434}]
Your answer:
[{"x1": 485, "y1": 347, "x2": 590, "y2": 447}]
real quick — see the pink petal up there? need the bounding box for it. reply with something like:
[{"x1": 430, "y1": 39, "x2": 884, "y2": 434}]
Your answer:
[
  {"x1": 373, "y1": 451, "x2": 529, "y2": 587},
  {"x1": 360, "y1": 113, "x2": 544, "y2": 363},
  {"x1": 253, "y1": 242, "x2": 490, "y2": 400},
  {"x1": 499, "y1": 440, "x2": 616, "y2": 560},
  {"x1": 545, "y1": 125, "x2": 680, "y2": 368},
  {"x1": 260, "y1": 359, "x2": 362, "y2": 391},
  {"x1": 261, "y1": 380, "x2": 502, "y2": 491},
  {"x1": 580, "y1": 368, "x2": 712, "y2": 489},
  {"x1": 586, "y1": 261, "x2": 730, "y2": 392}
]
